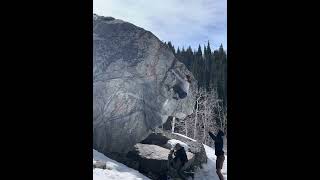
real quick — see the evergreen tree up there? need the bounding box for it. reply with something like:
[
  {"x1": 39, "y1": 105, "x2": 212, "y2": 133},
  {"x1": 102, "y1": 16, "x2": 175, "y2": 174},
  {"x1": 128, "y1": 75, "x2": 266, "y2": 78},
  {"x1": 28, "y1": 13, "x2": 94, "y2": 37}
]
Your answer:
[
  {"x1": 204, "y1": 45, "x2": 207, "y2": 59},
  {"x1": 219, "y1": 43, "x2": 224, "y2": 53},
  {"x1": 196, "y1": 45, "x2": 202, "y2": 57},
  {"x1": 170, "y1": 41, "x2": 227, "y2": 109},
  {"x1": 185, "y1": 46, "x2": 193, "y2": 69},
  {"x1": 167, "y1": 41, "x2": 175, "y2": 54},
  {"x1": 207, "y1": 41, "x2": 212, "y2": 58},
  {"x1": 205, "y1": 41, "x2": 212, "y2": 89}
]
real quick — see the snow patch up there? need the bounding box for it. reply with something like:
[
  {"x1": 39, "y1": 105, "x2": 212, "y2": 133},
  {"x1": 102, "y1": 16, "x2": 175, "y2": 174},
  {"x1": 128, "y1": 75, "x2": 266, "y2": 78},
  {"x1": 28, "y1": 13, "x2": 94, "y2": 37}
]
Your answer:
[
  {"x1": 193, "y1": 145, "x2": 227, "y2": 180},
  {"x1": 93, "y1": 149, "x2": 150, "y2": 180},
  {"x1": 93, "y1": 144, "x2": 227, "y2": 180},
  {"x1": 173, "y1": 133, "x2": 197, "y2": 142}
]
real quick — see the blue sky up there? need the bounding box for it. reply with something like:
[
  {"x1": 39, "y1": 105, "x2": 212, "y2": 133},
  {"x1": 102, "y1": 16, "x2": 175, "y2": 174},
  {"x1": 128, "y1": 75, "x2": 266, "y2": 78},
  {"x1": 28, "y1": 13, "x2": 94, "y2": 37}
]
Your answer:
[{"x1": 93, "y1": 0, "x2": 227, "y2": 51}]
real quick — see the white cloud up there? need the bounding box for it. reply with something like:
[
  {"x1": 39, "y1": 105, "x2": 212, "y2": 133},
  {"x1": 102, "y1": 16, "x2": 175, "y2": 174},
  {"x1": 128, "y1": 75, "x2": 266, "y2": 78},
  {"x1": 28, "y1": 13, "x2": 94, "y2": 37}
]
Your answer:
[{"x1": 94, "y1": 0, "x2": 227, "y2": 50}]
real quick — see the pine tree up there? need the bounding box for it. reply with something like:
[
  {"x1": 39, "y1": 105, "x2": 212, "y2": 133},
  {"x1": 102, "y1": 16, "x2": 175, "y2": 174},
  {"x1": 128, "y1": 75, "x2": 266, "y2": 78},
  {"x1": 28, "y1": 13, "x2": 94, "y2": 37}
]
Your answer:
[
  {"x1": 167, "y1": 41, "x2": 175, "y2": 54},
  {"x1": 219, "y1": 43, "x2": 224, "y2": 53},
  {"x1": 205, "y1": 41, "x2": 212, "y2": 90},
  {"x1": 169, "y1": 41, "x2": 227, "y2": 109},
  {"x1": 185, "y1": 46, "x2": 193, "y2": 69},
  {"x1": 172, "y1": 45, "x2": 175, "y2": 54},
  {"x1": 204, "y1": 45, "x2": 207, "y2": 59},
  {"x1": 207, "y1": 41, "x2": 212, "y2": 57},
  {"x1": 195, "y1": 45, "x2": 204, "y2": 87},
  {"x1": 196, "y1": 45, "x2": 202, "y2": 57}
]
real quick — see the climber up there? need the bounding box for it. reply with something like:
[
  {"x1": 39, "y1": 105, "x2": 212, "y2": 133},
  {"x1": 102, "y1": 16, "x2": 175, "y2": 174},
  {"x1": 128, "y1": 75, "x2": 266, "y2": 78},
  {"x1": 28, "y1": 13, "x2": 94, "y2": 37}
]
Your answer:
[
  {"x1": 171, "y1": 69, "x2": 191, "y2": 100},
  {"x1": 168, "y1": 143, "x2": 189, "y2": 180},
  {"x1": 208, "y1": 129, "x2": 225, "y2": 180}
]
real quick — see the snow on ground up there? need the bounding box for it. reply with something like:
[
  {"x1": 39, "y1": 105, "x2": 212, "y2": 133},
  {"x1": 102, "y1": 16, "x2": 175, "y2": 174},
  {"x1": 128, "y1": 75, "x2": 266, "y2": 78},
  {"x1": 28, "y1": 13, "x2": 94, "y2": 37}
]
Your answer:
[
  {"x1": 173, "y1": 133, "x2": 227, "y2": 179},
  {"x1": 93, "y1": 149, "x2": 150, "y2": 180},
  {"x1": 173, "y1": 133, "x2": 197, "y2": 142},
  {"x1": 93, "y1": 143, "x2": 227, "y2": 180},
  {"x1": 193, "y1": 144, "x2": 227, "y2": 180}
]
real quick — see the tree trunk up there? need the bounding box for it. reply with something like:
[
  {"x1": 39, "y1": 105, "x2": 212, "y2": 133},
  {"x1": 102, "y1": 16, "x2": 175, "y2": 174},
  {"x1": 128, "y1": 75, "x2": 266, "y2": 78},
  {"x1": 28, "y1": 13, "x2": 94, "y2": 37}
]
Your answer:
[
  {"x1": 185, "y1": 118, "x2": 188, "y2": 136},
  {"x1": 203, "y1": 98, "x2": 209, "y2": 144},
  {"x1": 194, "y1": 100, "x2": 198, "y2": 140},
  {"x1": 171, "y1": 116, "x2": 176, "y2": 133}
]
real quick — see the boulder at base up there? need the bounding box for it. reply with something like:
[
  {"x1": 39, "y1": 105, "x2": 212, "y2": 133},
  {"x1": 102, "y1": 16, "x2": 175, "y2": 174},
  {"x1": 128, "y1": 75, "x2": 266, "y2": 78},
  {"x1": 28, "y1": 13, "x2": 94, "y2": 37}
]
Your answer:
[
  {"x1": 127, "y1": 143, "x2": 194, "y2": 179},
  {"x1": 124, "y1": 129, "x2": 207, "y2": 179},
  {"x1": 141, "y1": 128, "x2": 208, "y2": 169}
]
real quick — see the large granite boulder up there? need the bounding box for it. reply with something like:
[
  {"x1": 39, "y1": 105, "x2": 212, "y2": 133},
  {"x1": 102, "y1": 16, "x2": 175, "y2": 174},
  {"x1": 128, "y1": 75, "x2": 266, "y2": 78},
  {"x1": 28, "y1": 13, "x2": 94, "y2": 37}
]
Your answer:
[
  {"x1": 141, "y1": 128, "x2": 208, "y2": 169},
  {"x1": 126, "y1": 143, "x2": 194, "y2": 179},
  {"x1": 93, "y1": 14, "x2": 197, "y2": 155},
  {"x1": 125, "y1": 128, "x2": 208, "y2": 179}
]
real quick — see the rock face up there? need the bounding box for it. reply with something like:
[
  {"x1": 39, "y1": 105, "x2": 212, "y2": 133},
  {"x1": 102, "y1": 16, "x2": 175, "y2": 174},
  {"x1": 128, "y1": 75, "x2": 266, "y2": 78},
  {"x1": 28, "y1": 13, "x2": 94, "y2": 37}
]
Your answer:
[{"x1": 93, "y1": 14, "x2": 197, "y2": 155}]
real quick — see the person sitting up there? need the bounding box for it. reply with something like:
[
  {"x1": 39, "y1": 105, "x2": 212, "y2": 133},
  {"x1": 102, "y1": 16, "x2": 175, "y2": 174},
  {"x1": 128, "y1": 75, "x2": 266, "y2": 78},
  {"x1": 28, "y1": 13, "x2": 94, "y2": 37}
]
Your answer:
[{"x1": 168, "y1": 143, "x2": 189, "y2": 180}]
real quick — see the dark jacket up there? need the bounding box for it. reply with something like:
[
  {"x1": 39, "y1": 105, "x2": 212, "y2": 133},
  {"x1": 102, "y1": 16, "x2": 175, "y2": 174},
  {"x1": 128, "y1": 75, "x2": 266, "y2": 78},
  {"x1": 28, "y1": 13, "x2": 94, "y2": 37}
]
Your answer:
[
  {"x1": 209, "y1": 131, "x2": 224, "y2": 156},
  {"x1": 174, "y1": 147, "x2": 188, "y2": 165}
]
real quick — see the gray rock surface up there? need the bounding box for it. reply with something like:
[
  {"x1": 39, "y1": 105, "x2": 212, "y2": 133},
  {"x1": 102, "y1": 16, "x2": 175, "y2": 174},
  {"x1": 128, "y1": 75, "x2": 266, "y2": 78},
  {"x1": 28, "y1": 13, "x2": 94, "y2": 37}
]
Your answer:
[
  {"x1": 127, "y1": 143, "x2": 194, "y2": 179},
  {"x1": 142, "y1": 128, "x2": 208, "y2": 169},
  {"x1": 93, "y1": 14, "x2": 197, "y2": 155},
  {"x1": 93, "y1": 161, "x2": 106, "y2": 169}
]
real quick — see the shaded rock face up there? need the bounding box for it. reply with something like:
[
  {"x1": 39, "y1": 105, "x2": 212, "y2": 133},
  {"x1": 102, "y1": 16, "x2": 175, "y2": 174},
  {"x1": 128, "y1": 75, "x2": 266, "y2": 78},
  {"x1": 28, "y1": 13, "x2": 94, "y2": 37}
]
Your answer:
[{"x1": 93, "y1": 14, "x2": 197, "y2": 155}]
